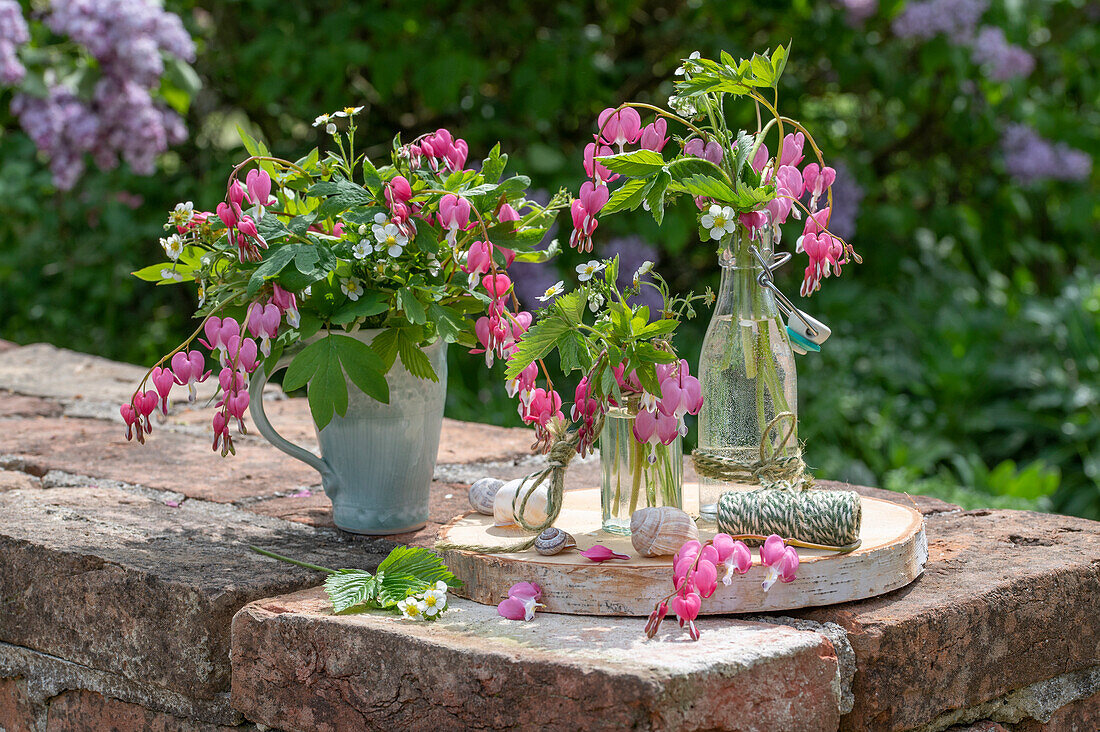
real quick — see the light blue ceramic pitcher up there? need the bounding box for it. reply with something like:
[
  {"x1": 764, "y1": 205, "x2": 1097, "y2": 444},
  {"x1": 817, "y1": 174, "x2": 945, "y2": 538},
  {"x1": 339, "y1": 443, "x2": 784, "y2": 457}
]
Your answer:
[{"x1": 249, "y1": 329, "x2": 447, "y2": 535}]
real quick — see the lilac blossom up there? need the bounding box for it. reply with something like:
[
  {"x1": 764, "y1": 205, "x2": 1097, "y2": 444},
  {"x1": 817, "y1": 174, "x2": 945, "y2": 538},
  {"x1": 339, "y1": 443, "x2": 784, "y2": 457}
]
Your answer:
[
  {"x1": 1002, "y1": 124, "x2": 1092, "y2": 184},
  {"x1": 0, "y1": 0, "x2": 28, "y2": 84},
  {"x1": 2, "y1": 0, "x2": 195, "y2": 189},
  {"x1": 892, "y1": 0, "x2": 988, "y2": 43},
  {"x1": 603, "y1": 236, "x2": 662, "y2": 313},
  {"x1": 836, "y1": 0, "x2": 879, "y2": 26},
  {"x1": 971, "y1": 26, "x2": 1035, "y2": 81}
]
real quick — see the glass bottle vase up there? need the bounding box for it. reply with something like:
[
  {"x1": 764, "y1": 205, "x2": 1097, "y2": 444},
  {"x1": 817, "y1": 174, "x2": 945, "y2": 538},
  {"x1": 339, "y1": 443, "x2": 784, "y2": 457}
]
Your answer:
[
  {"x1": 696, "y1": 226, "x2": 798, "y2": 524},
  {"x1": 600, "y1": 406, "x2": 683, "y2": 534}
]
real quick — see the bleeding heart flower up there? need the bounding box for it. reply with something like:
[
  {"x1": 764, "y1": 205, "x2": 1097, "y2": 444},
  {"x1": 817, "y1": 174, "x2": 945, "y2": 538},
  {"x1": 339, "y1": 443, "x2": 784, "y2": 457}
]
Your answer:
[
  {"x1": 508, "y1": 581, "x2": 542, "y2": 601},
  {"x1": 245, "y1": 168, "x2": 273, "y2": 207},
  {"x1": 596, "y1": 107, "x2": 642, "y2": 148},
  {"x1": 579, "y1": 545, "x2": 630, "y2": 562},
  {"x1": 150, "y1": 366, "x2": 175, "y2": 415},
  {"x1": 497, "y1": 595, "x2": 538, "y2": 621}
]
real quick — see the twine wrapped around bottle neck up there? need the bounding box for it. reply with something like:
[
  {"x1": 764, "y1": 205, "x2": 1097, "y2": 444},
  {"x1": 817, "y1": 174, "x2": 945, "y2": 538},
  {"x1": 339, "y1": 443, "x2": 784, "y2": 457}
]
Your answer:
[
  {"x1": 690, "y1": 412, "x2": 811, "y2": 489},
  {"x1": 435, "y1": 414, "x2": 604, "y2": 554}
]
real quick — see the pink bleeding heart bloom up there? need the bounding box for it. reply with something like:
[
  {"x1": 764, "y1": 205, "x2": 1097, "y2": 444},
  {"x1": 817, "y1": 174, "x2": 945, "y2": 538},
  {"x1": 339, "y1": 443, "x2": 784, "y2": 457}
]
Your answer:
[
  {"x1": 200, "y1": 317, "x2": 240, "y2": 356},
  {"x1": 752, "y1": 144, "x2": 770, "y2": 173},
  {"x1": 509, "y1": 311, "x2": 532, "y2": 339},
  {"x1": 579, "y1": 545, "x2": 630, "y2": 562},
  {"x1": 464, "y1": 240, "x2": 493, "y2": 277},
  {"x1": 694, "y1": 558, "x2": 719, "y2": 599},
  {"x1": 670, "y1": 587, "x2": 702, "y2": 639},
  {"x1": 712, "y1": 533, "x2": 753, "y2": 585},
  {"x1": 226, "y1": 335, "x2": 260, "y2": 374},
  {"x1": 171, "y1": 349, "x2": 209, "y2": 402},
  {"x1": 245, "y1": 169, "x2": 273, "y2": 207},
  {"x1": 218, "y1": 366, "x2": 247, "y2": 395},
  {"x1": 438, "y1": 194, "x2": 472, "y2": 241},
  {"x1": 583, "y1": 141, "x2": 617, "y2": 183},
  {"x1": 508, "y1": 581, "x2": 542, "y2": 601},
  {"x1": 136, "y1": 390, "x2": 158, "y2": 420},
  {"x1": 801, "y1": 163, "x2": 836, "y2": 203},
  {"x1": 520, "y1": 387, "x2": 563, "y2": 428},
  {"x1": 597, "y1": 107, "x2": 642, "y2": 148},
  {"x1": 780, "y1": 132, "x2": 806, "y2": 167},
  {"x1": 150, "y1": 366, "x2": 175, "y2": 415},
  {"x1": 569, "y1": 181, "x2": 609, "y2": 252},
  {"x1": 760, "y1": 535, "x2": 799, "y2": 591},
  {"x1": 271, "y1": 285, "x2": 300, "y2": 328},
  {"x1": 215, "y1": 201, "x2": 238, "y2": 230},
  {"x1": 211, "y1": 410, "x2": 231, "y2": 454},
  {"x1": 683, "y1": 138, "x2": 724, "y2": 165},
  {"x1": 228, "y1": 180, "x2": 246, "y2": 209},
  {"x1": 497, "y1": 203, "x2": 521, "y2": 223},
  {"x1": 497, "y1": 595, "x2": 538, "y2": 621},
  {"x1": 225, "y1": 390, "x2": 250, "y2": 428},
  {"x1": 739, "y1": 211, "x2": 768, "y2": 241},
  {"x1": 505, "y1": 360, "x2": 538, "y2": 402},
  {"x1": 386, "y1": 175, "x2": 413, "y2": 205},
  {"x1": 645, "y1": 600, "x2": 669, "y2": 638},
  {"x1": 481, "y1": 273, "x2": 512, "y2": 299},
  {"x1": 120, "y1": 403, "x2": 138, "y2": 441},
  {"x1": 247, "y1": 303, "x2": 281, "y2": 357},
  {"x1": 639, "y1": 118, "x2": 668, "y2": 152}
]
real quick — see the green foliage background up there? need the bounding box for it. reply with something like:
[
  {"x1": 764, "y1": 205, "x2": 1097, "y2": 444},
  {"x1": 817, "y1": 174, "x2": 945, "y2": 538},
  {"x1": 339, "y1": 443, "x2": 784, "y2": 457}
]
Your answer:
[{"x1": 1, "y1": 1, "x2": 1096, "y2": 516}]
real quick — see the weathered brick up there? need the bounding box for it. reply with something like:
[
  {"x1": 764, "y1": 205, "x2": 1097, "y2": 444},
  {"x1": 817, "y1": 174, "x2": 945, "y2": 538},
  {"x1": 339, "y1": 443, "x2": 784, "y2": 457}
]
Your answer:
[
  {"x1": 0, "y1": 677, "x2": 35, "y2": 732},
  {"x1": 0, "y1": 416, "x2": 318, "y2": 503},
  {"x1": 44, "y1": 690, "x2": 245, "y2": 732},
  {"x1": 794, "y1": 509, "x2": 1100, "y2": 731},
  {"x1": 1014, "y1": 688, "x2": 1100, "y2": 732},
  {"x1": 0, "y1": 484, "x2": 386, "y2": 700},
  {"x1": 0, "y1": 390, "x2": 62, "y2": 419},
  {"x1": 231, "y1": 587, "x2": 842, "y2": 732}
]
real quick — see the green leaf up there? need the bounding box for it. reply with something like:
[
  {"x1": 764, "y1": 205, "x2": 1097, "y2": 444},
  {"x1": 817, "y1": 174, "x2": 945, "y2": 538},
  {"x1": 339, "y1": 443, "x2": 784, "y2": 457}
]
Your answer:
[
  {"x1": 505, "y1": 316, "x2": 573, "y2": 378},
  {"x1": 282, "y1": 337, "x2": 327, "y2": 392},
  {"x1": 554, "y1": 291, "x2": 586, "y2": 323},
  {"x1": 733, "y1": 130, "x2": 755, "y2": 179},
  {"x1": 288, "y1": 212, "x2": 318, "y2": 236},
  {"x1": 361, "y1": 157, "x2": 382, "y2": 195},
  {"x1": 324, "y1": 569, "x2": 379, "y2": 614},
  {"x1": 397, "y1": 331, "x2": 438, "y2": 381},
  {"x1": 396, "y1": 288, "x2": 427, "y2": 325},
  {"x1": 556, "y1": 330, "x2": 591, "y2": 374},
  {"x1": 331, "y1": 334, "x2": 389, "y2": 403},
  {"x1": 237, "y1": 126, "x2": 277, "y2": 177},
  {"x1": 636, "y1": 318, "x2": 680, "y2": 338},
  {"x1": 596, "y1": 149, "x2": 666, "y2": 177},
  {"x1": 666, "y1": 156, "x2": 730, "y2": 183},
  {"x1": 644, "y1": 169, "x2": 671, "y2": 226},
  {"x1": 428, "y1": 302, "x2": 467, "y2": 342},
  {"x1": 306, "y1": 337, "x2": 349, "y2": 429},
  {"x1": 257, "y1": 214, "x2": 291, "y2": 243},
  {"x1": 330, "y1": 291, "x2": 389, "y2": 325},
  {"x1": 602, "y1": 178, "x2": 650, "y2": 215},
  {"x1": 132, "y1": 263, "x2": 193, "y2": 283},
  {"x1": 370, "y1": 328, "x2": 400, "y2": 370},
  {"x1": 247, "y1": 245, "x2": 299, "y2": 296},
  {"x1": 481, "y1": 143, "x2": 507, "y2": 183},
  {"x1": 309, "y1": 178, "x2": 374, "y2": 220},
  {"x1": 670, "y1": 174, "x2": 739, "y2": 201},
  {"x1": 377, "y1": 546, "x2": 460, "y2": 592}
]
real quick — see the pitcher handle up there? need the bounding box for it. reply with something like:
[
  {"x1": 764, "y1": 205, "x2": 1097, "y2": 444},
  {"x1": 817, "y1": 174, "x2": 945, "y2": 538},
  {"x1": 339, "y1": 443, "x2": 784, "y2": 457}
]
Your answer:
[{"x1": 248, "y1": 358, "x2": 337, "y2": 493}]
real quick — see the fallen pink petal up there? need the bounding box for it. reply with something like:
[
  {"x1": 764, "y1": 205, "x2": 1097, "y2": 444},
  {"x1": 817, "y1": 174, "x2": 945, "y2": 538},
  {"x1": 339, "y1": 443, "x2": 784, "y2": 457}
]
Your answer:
[{"x1": 579, "y1": 545, "x2": 630, "y2": 562}]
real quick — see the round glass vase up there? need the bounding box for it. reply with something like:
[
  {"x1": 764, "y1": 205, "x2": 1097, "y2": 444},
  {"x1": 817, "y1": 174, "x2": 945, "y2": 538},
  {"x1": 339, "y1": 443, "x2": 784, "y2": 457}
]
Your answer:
[
  {"x1": 696, "y1": 226, "x2": 798, "y2": 524},
  {"x1": 599, "y1": 405, "x2": 683, "y2": 535}
]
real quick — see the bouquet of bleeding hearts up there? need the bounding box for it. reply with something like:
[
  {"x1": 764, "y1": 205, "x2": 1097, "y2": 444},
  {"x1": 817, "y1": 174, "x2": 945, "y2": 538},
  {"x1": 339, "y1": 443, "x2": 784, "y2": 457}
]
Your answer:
[
  {"x1": 569, "y1": 44, "x2": 859, "y2": 296},
  {"x1": 122, "y1": 108, "x2": 566, "y2": 453},
  {"x1": 503, "y1": 256, "x2": 710, "y2": 456}
]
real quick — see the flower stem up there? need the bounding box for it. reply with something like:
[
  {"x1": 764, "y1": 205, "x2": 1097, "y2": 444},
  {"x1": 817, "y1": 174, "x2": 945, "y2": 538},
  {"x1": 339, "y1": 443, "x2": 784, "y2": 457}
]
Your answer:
[{"x1": 249, "y1": 545, "x2": 335, "y2": 573}]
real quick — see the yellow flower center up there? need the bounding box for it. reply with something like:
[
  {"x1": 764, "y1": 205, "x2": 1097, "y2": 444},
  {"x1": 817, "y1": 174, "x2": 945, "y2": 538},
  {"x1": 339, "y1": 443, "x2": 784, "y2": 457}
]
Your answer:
[
  {"x1": 386, "y1": 235, "x2": 397, "y2": 246},
  {"x1": 425, "y1": 596, "x2": 437, "y2": 607}
]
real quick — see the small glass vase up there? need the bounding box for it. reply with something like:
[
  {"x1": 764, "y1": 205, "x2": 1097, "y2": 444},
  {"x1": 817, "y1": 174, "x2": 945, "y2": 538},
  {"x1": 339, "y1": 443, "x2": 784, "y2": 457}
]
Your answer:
[
  {"x1": 600, "y1": 406, "x2": 683, "y2": 534},
  {"x1": 696, "y1": 226, "x2": 798, "y2": 524}
]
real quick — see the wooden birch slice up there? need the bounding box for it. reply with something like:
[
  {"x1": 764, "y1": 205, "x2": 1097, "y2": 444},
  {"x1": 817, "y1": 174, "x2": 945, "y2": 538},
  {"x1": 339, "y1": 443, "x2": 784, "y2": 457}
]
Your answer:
[{"x1": 438, "y1": 485, "x2": 926, "y2": 616}]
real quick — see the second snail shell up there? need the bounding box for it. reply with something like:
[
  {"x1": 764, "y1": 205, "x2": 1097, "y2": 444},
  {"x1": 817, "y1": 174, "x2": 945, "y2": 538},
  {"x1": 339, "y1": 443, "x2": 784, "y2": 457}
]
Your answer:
[{"x1": 630, "y1": 506, "x2": 699, "y2": 557}]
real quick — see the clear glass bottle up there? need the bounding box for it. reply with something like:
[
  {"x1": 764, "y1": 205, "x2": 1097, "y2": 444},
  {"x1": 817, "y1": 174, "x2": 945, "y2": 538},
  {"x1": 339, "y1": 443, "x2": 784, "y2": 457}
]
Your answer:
[
  {"x1": 600, "y1": 406, "x2": 683, "y2": 534},
  {"x1": 696, "y1": 227, "x2": 797, "y2": 523}
]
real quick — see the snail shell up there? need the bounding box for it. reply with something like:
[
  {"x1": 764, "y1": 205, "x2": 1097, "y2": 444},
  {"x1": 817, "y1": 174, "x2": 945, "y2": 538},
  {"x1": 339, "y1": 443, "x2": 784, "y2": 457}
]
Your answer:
[
  {"x1": 630, "y1": 506, "x2": 699, "y2": 557},
  {"x1": 534, "y1": 528, "x2": 577, "y2": 556},
  {"x1": 493, "y1": 477, "x2": 549, "y2": 528},
  {"x1": 468, "y1": 478, "x2": 504, "y2": 516}
]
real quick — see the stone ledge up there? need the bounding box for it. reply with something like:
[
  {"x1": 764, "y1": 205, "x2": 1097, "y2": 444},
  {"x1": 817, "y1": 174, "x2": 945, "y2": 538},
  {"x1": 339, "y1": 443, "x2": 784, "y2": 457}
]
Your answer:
[
  {"x1": 0, "y1": 480, "x2": 383, "y2": 702},
  {"x1": 0, "y1": 641, "x2": 241, "y2": 728},
  {"x1": 792, "y1": 509, "x2": 1100, "y2": 731},
  {"x1": 231, "y1": 588, "x2": 843, "y2": 732}
]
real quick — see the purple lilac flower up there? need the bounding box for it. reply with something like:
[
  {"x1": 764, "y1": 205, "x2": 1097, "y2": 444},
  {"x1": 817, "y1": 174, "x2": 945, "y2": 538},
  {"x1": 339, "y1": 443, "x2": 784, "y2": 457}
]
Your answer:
[
  {"x1": 971, "y1": 26, "x2": 1035, "y2": 81},
  {"x1": 822, "y1": 161, "x2": 864, "y2": 242},
  {"x1": 602, "y1": 236, "x2": 662, "y2": 313},
  {"x1": 836, "y1": 0, "x2": 879, "y2": 26},
  {"x1": 0, "y1": 0, "x2": 28, "y2": 84},
  {"x1": 892, "y1": 0, "x2": 988, "y2": 43},
  {"x1": 510, "y1": 261, "x2": 562, "y2": 310},
  {"x1": 3, "y1": 0, "x2": 194, "y2": 189},
  {"x1": 1002, "y1": 124, "x2": 1092, "y2": 184}
]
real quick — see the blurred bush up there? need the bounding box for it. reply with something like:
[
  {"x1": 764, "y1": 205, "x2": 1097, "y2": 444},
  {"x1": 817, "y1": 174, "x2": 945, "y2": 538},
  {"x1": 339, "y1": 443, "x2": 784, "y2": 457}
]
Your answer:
[{"x1": 0, "y1": 0, "x2": 1096, "y2": 516}]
